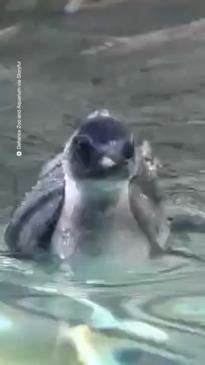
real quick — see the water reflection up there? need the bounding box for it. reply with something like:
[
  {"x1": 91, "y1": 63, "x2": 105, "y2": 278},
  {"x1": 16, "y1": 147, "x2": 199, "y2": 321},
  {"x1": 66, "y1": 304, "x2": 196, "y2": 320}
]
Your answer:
[
  {"x1": 0, "y1": 247, "x2": 204, "y2": 364},
  {"x1": 0, "y1": 264, "x2": 203, "y2": 365}
]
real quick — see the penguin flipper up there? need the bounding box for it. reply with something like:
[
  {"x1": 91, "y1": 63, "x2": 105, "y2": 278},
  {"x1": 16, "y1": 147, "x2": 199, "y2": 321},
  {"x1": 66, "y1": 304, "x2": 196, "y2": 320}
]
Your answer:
[
  {"x1": 129, "y1": 178, "x2": 170, "y2": 256},
  {"x1": 39, "y1": 152, "x2": 63, "y2": 180},
  {"x1": 4, "y1": 163, "x2": 64, "y2": 256}
]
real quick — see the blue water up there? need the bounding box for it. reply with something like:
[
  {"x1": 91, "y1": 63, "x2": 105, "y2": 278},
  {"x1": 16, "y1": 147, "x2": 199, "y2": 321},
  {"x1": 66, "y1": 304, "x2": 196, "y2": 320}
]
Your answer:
[{"x1": 1, "y1": 1, "x2": 205, "y2": 364}]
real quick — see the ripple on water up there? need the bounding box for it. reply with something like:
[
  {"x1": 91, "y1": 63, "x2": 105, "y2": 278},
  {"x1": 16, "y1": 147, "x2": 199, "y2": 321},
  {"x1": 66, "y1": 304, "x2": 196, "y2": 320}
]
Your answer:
[{"x1": 0, "y1": 238, "x2": 204, "y2": 364}]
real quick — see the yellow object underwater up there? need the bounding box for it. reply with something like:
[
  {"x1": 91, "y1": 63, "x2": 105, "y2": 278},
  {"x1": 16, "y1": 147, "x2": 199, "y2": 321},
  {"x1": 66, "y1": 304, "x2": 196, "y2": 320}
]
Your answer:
[{"x1": 58, "y1": 323, "x2": 136, "y2": 365}]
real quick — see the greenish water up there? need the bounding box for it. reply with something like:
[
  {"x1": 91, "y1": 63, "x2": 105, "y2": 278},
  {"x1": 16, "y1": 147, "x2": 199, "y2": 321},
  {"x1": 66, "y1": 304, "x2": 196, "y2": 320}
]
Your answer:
[{"x1": 1, "y1": 1, "x2": 205, "y2": 364}]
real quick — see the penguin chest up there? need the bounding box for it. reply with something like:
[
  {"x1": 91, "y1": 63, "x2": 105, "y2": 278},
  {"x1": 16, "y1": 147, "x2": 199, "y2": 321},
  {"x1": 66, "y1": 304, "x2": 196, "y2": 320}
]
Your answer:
[
  {"x1": 51, "y1": 179, "x2": 151, "y2": 260},
  {"x1": 51, "y1": 174, "x2": 83, "y2": 259}
]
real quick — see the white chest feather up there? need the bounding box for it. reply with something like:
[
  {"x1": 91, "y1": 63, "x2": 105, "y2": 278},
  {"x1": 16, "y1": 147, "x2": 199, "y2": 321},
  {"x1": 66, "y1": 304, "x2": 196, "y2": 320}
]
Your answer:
[
  {"x1": 51, "y1": 173, "x2": 168, "y2": 260},
  {"x1": 51, "y1": 170, "x2": 82, "y2": 259}
]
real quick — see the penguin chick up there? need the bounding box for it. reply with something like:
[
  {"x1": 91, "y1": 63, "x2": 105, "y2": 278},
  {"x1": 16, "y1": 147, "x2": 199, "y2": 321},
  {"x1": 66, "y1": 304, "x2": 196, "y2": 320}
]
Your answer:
[{"x1": 4, "y1": 110, "x2": 169, "y2": 260}]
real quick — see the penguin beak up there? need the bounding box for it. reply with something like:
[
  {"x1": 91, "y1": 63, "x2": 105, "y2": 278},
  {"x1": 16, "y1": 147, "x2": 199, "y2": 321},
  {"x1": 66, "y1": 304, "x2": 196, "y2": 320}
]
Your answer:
[
  {"x1": 100, "y1": 156, "x2": 117, "y2": 168},
  {"x1": 99, "y1": 141, "x2": 124, "y2": 169}
]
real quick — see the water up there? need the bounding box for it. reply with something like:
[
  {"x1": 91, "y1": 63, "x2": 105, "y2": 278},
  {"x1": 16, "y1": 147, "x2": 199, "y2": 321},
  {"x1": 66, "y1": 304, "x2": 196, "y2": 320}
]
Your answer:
[{"x1": 1, "y1": 1, "x2": 205, "y2": 364}]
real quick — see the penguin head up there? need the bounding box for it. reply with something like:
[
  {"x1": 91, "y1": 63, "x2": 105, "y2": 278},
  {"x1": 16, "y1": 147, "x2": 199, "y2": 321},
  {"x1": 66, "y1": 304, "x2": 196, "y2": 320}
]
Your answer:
[{"x1": 68, "y1": 110, "x2": 135, "y2": 179}]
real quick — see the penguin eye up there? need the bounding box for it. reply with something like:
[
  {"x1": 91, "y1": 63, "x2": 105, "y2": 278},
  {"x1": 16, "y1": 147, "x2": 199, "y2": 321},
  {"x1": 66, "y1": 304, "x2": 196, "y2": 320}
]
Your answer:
[
  {"x1": 73, "y1": 135, "x2": 94, "y2": 167},
  {"x1": 123, "y1": 140, "x2": 135, "y2": 160}
]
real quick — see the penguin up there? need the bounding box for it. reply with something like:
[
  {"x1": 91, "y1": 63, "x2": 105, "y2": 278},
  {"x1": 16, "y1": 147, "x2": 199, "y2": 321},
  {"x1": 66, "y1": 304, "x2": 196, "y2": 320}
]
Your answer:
[
  {"x1": 4, "y1": 110, "x2": 204, "y2": 261},
  {"x1": 50, "y1": 113, "x2": 169, "y2": 260}
]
